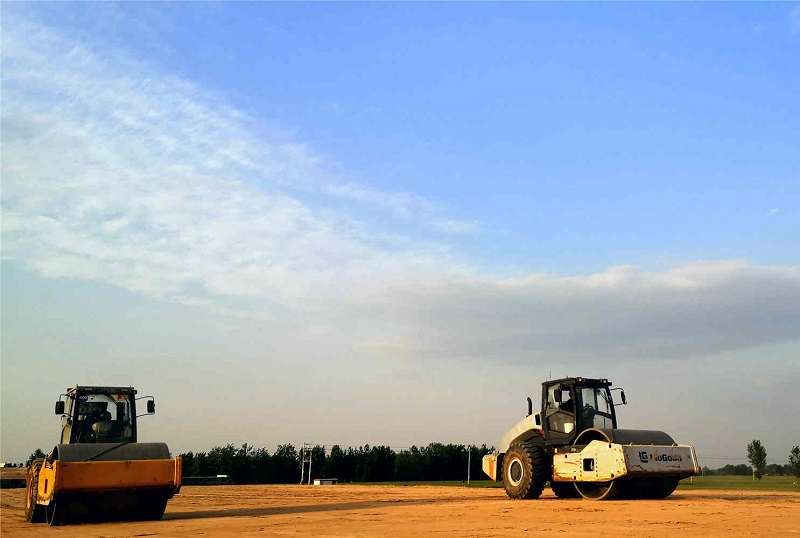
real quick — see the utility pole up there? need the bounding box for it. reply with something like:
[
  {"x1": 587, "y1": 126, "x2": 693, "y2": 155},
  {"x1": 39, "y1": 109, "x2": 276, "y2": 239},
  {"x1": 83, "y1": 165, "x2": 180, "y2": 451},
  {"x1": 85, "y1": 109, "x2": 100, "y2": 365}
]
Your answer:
[
  {"x1": 300, "y1": 442, "x2": 313, "y2": 485},
  {"x1": 467, "y1": 446, "x2": 471, "y2": 486},
  {"x1": 299, "y1": 443, "x2": 305, "y2": 485}
]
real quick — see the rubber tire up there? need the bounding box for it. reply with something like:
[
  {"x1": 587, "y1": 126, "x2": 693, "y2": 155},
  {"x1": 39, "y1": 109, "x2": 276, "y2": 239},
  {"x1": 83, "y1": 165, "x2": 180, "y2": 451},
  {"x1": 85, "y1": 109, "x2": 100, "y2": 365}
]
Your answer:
[
  {"x1": 25, "y1": 459, "x2": 46, "y2": 523},
  {"x1": 502, "y1": 441, "x2": 547, "y2": 499},
  {"x1": 551, "y1": 481, "x2": 580, "y2": 499}
]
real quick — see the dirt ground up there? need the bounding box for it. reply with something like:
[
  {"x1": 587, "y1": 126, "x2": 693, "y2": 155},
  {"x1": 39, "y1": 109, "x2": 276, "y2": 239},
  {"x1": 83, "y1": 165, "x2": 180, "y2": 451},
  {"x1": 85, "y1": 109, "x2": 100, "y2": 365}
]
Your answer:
[{"x1": 2, "y1": 484, "x2": 799, "y2": 537}]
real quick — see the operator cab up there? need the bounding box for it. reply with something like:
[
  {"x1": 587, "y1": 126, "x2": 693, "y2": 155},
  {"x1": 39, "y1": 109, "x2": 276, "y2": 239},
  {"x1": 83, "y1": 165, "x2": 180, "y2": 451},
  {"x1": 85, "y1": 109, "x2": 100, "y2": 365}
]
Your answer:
[
  {"x1": 54, "y1": 386, "x2": 155, "y2": 444},
  {"x1": 541, "y1": 377, "x2": 622, "y2": 446}
]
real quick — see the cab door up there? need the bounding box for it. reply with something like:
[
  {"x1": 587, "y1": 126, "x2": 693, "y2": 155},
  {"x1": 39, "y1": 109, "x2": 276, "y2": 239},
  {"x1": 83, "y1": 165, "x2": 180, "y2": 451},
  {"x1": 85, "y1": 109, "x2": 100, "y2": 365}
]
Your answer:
[{"x1": 542, "y1": 383, "x2": 577, "y2": 446}]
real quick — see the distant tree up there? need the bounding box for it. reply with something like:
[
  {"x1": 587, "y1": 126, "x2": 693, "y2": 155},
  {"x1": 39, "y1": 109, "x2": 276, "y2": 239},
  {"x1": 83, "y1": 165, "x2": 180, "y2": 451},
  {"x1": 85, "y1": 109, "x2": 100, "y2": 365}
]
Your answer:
[
  {"x1": 395, "y1": 446, "x2": 423, "y2": 481},
  {"x1": 272, "y1": 444, "x2": 299, "y2": 483},
  {"x1": 180, "y1": 451, "x2": 196, "y2": 477},
  {"x1": 207, "y1": 444, "x2": 237, "y2": 477},
  {"x1": 765, "y1": 463, "x2": 790, "y2": 476},
  {"x1": 250, "y1": 447, "x2": 272, "y2": 483},
  {"x1": 747, "y1": 440, "x2": 767, "y2": 479},
  {"x1": 789, "y1": 446, "x2": 800, "y2": 481},
  {"x1": 324, "y1": 445, "x2": 347, "y2": 480},
  {"x1": 26, "y1": 448, "x2": 46, "y2": 467},
  {"x1": 309, "y1": 445, "x2": 326, "y2": 480}
]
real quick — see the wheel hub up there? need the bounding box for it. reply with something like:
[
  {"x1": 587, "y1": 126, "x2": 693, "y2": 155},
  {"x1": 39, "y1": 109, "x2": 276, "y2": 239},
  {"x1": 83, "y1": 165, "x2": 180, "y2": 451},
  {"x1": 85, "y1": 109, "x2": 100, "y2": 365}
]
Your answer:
[{"x1": 507, "y1": 458, "x2": 523, "y2": 487}]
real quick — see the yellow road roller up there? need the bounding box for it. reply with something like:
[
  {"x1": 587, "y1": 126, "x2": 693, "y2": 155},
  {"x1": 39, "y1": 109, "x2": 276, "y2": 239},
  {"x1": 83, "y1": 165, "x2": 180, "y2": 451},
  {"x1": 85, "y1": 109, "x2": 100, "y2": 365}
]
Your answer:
[{"x1": 25, "y1": 385, "x2": 182, "y2": 525}]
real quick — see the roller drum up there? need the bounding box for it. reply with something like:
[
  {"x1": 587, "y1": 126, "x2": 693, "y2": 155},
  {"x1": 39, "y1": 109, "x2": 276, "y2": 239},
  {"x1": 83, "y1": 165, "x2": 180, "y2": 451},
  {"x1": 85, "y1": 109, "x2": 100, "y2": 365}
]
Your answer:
[
  {"x1": 44, "y1": 442, "x2": 176, "y2": 525},
  {"x1": 54, "y1": 442, "x2": 171, "y2": 462},
  {"x1": 571, "y1": 428, "x2": 683, "y2": 500},
  {"x1": 574, "y1": 428, "x2": 676, "y2": 446}
]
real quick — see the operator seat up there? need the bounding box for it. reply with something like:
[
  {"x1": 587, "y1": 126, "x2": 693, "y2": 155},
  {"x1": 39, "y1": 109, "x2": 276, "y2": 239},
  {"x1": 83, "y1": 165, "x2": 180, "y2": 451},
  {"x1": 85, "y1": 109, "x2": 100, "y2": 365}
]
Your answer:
[{"x1": 91, "y1": 411, "x2": 113, "y2": 442}]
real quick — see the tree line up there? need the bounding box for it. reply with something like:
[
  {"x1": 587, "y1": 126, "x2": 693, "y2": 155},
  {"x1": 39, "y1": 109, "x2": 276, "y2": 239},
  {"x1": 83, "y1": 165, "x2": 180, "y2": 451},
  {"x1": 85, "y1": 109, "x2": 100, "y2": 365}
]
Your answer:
[
  {"x1": 747, "y1": 440, "x2": 800, "y2": 479},
  {"x1": 701, "y1": 463, "x2": 795, "y2": 476},
  {"x1": 178, "y1": 443, "x2": 494, "y2": 484},
  {"x1": 24, "y1": 441, "x2": 800, "y2": 483}
]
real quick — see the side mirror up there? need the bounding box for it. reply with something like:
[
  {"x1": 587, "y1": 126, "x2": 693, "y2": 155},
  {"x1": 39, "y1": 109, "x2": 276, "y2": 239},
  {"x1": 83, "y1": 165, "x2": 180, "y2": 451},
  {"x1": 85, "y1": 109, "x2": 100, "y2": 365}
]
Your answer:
[
  {"x1": 55, "y1": 401, "x2": 65, "y2": 415},
  {"x1": 147, "y1": 400, "x2": 156, "y2": 414},
  {"x1": 620, "y1": 390, "x2": 627, "y2": 405}
]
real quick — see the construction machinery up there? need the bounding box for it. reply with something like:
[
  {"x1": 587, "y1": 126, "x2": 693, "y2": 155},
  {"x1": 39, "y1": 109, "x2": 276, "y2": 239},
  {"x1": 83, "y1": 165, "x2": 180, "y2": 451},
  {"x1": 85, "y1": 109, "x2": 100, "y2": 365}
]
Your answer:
[
  {"x1": 482, "y1": 377, "x2": 699, "y2": 500},
  {"x1": 25, "y1": 386, "x2": 182, "y2": 526}
]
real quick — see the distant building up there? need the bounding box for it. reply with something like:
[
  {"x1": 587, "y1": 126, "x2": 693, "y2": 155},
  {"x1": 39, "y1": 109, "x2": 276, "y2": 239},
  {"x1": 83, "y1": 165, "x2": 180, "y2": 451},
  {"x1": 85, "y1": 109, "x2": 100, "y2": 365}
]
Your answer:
[{"x1": 313, "y1": 478, "x2": 338, "y2": 485}]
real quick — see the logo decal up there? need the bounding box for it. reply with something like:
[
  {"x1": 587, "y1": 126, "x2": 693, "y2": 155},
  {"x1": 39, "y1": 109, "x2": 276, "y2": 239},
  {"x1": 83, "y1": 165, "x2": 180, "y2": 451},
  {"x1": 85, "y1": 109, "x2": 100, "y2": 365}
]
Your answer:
[{"x1": 638, "y1": 451, "x2": 682, "y2": 463}]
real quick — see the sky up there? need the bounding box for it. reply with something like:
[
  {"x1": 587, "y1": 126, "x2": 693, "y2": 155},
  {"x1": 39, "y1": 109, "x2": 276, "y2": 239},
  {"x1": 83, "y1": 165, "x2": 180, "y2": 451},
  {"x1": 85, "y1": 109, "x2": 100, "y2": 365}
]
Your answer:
[{"x1": 1, "y1": 2, "x2": 799, "y2": 468}]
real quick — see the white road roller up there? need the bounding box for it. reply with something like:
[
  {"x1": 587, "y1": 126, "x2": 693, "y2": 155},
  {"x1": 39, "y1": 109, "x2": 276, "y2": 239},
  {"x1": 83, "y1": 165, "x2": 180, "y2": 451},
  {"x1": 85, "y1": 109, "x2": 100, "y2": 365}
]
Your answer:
[{"x1": 483, "y1": 377, "x2": 699, "y2": 500}]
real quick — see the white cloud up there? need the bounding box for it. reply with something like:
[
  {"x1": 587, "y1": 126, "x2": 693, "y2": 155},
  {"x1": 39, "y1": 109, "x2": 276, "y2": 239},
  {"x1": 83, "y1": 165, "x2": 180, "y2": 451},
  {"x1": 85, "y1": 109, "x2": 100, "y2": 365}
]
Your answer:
[
  {"x1": 769, "y1": 208, "x2": 780, "y2": 215},
  {"x1": 344, "y1": 261, "x2": 800, "y2": 362},
  {"x1": 1, "y1": 15, "x2": 466, "y2": 313},
  {"x1": 3, "y1": 13, "x2": 799, "y2": 369}
]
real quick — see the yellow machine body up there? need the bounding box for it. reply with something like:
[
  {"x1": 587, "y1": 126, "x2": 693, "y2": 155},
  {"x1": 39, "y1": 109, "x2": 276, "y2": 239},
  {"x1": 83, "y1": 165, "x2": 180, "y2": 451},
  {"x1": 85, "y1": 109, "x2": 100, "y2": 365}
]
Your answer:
[{"x1": 37, "y1": 458, "x2": 182, "y2": 503}]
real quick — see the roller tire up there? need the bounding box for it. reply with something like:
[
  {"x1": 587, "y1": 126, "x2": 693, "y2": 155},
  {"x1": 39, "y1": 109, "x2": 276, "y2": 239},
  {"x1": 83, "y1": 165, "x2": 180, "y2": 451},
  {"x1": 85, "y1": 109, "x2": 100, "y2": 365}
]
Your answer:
[
  {"x1": 46, "y1": 495, "x2": 65, "y2": 526},
  {"x1": 137, "y1": 495, "x2": 168, "y2": 521},
  {"x1": 650, "y1": 478, "x2": 680, "y2": 499},
  {"x1": 575, "y1": 479, "x2": 623, "y2": 500},
  {"x1": 502, "y1": 440, "x2": 547, "y2": 500},
  {"x1": 629, "y1": 477, "x2": 680, "y2": 499},
  {"x1": 25, "y1": 458, "x2": 46, "y2": 523},
  {"x1": 551, "y1": 481, "x2": 580, "y2": 499}
]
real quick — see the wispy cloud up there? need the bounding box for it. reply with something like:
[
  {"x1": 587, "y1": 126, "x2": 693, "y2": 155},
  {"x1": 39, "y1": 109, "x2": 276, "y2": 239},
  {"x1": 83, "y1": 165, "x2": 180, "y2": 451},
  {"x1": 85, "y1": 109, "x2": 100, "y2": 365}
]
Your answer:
[
  {"x1": 3, "y1": 13, "x2": 799, "y2": 366},
  {"x1": 1, "y1": 15, "x2": 467, "y2": 312}
]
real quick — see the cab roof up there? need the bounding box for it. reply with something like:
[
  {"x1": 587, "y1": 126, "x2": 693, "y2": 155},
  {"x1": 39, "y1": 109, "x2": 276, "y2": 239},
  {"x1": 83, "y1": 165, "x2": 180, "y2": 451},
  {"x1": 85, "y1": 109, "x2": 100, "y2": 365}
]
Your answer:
[
  {"x1": 66, "y1": 386, "x2": 137, "y2": 396},
  {"x1": 544, "y1": 377, "x2": 613, "y2": 388}
]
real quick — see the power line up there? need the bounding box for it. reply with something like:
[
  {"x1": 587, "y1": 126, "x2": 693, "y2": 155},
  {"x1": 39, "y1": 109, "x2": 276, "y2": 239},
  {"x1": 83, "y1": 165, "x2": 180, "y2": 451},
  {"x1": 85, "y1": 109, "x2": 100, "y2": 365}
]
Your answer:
[{"x1": 304, "y1": 446, "x2": 791, "y2": 465}]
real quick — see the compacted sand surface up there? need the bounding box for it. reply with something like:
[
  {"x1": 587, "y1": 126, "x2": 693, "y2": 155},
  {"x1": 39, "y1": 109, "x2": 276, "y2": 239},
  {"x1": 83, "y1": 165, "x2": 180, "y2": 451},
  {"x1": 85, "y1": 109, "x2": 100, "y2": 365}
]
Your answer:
[{"x1": 2, "y1": 484, "x2": 799, "y2": 537}]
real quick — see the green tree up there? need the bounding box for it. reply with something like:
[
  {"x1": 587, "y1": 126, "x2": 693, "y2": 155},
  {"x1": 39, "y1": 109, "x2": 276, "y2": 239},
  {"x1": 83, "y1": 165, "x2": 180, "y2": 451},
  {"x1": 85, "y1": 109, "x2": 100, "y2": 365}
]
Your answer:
[
  {"x1": 26, "y1": 448, "x2": 46, "y2": 466},
  {"x1": 789, "y1": 446, "x2": 800, "y2": 481},
  {"x1": 272, "y1": 444, "x2": 299, "y2": 483},
  {"x1": 747, "y1": 439, "x2": 767, "y2": 479}
]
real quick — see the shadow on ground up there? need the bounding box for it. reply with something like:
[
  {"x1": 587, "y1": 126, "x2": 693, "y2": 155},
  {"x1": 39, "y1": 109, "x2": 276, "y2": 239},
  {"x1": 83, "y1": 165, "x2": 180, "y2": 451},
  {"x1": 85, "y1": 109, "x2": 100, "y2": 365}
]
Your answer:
[{"x1": 166, "y1": 496, "x2": 484, "y2": 521}]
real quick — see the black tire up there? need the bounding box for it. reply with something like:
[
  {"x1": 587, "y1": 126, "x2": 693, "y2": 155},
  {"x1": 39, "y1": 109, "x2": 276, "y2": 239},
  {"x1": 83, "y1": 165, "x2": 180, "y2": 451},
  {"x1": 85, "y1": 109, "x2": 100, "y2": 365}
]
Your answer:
[
  {"x1": 551, "y1": 481, "x2": 580, "y2": 498},
  {"x1": 502, "y1": 441, "x2": 547, "y2": 499},
  {"x1": 25, "y1": 458, "x2": 46, "y2": 523}
]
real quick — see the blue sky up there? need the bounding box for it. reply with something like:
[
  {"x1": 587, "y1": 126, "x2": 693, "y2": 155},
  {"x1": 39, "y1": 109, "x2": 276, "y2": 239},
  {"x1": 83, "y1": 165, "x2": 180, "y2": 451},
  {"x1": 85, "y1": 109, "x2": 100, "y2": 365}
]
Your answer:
[
  {"x1": 17, "y1": 2, "x2": 799, "y2": 272},
  {"x1": 2, "y1": 3, "x2": 799, "y2": 465}
]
